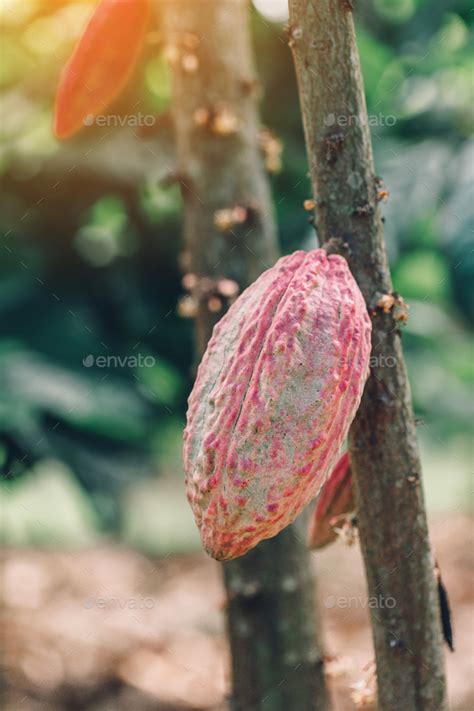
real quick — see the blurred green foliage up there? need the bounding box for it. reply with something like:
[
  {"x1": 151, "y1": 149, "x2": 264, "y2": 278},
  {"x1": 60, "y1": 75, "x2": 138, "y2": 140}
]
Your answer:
[{"x1": 0, "y1": 0, "x2": 472, "y2": 542}]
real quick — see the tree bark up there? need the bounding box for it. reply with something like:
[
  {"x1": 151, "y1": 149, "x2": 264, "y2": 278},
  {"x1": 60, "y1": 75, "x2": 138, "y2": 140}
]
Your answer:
[
  {"x1": 161, "y1": 1, "x2": 328, "y2": 709},
  {"x1": 288, "y1": 2, "x2": 447, "y2": 709}
]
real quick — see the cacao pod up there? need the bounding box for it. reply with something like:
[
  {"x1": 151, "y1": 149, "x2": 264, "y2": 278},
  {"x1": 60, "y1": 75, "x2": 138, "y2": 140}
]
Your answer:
[
  {"x1": 54, "y1": 0, "x2": 149, "y2": 139},
  {"x1": 184, "y1": 249, "x2": 371, "y2": 560},
  {"x1": 307, "y1": 451, "x2": 355, "y2": 549}
]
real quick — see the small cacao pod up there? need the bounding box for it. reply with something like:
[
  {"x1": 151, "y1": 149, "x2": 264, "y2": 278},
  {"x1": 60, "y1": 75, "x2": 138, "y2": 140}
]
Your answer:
[
  {"x1": 307, "y1": 451, "x2": 355, "y2": 549},
  {"x1": 54, "y1": 0, "x2": 149, "y2": 139},
  {"x1": 184, "y1": 249, "x2": 371, "y2": 560}
]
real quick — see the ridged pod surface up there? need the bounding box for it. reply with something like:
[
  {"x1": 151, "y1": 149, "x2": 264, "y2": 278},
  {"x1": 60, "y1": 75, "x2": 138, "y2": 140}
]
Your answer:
[
  {"x1": 307, "y1": 451, "x2": 355, "y2": 549},
  {"x1": 184, "y1": 249, "x2": 371, "y2": 560}
]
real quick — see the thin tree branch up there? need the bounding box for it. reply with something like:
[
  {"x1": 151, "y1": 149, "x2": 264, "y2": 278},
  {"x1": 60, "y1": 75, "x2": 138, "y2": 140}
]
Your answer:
[{"x1": 288, "y1": 1, "x2": 447, "y2": 708}]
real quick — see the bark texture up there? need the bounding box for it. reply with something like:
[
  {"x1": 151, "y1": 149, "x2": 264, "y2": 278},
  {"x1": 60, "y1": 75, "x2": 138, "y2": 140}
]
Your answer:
[
  {"x1": 161, "y1": 1, "x2": 328, "y2": 709},
  {"x1": 288, "y1": 2, "x2": 447, "y2": 709}
]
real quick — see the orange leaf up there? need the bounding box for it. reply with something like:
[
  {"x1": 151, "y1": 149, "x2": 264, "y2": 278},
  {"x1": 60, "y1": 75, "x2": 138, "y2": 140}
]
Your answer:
[{"x1": 54, "y1": 0, "x2": 150, "y2": 139}]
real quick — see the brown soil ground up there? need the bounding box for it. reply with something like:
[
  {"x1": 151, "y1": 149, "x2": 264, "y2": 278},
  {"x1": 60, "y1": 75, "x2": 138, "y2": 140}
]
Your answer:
[{"x1": 1, "y1": 516, "x2": 472, "y2": 710}]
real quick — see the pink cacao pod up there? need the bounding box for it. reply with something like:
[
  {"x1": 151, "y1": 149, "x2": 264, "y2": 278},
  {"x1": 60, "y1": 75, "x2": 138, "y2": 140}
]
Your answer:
[
  {"x1": 183, "y1": 249, "x2": 371, "y2": 560},
  {"x1": 307, "y1": 451, "x2": 355, "y2": 549}
]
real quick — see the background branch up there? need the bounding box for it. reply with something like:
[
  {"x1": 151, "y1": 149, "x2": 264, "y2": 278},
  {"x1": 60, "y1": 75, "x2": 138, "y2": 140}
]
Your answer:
[{"x1": 162, "y1": 1, "x2": 329, "y2": 708}]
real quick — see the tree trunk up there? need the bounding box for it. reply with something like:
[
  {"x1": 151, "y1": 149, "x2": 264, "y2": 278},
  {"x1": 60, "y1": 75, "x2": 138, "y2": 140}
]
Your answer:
[
  {"x1": 161, "y1": 1, "x2": 328, "y2": 709},
  {"x1": 288, "y1": 2, "x2": 447, "y2": 709}
]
